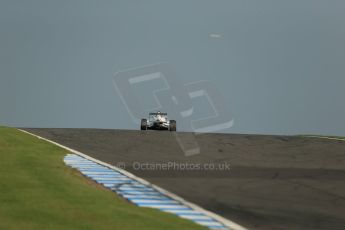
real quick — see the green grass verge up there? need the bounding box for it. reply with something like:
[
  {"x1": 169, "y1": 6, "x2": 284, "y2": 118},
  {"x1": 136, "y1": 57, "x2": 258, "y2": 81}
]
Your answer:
[
  {"x1": 0, "y1": 127, "x2": 206, "y2": 230},
  {"x1": 299, "y1": 134, "x2": 345, "y2": 141}
]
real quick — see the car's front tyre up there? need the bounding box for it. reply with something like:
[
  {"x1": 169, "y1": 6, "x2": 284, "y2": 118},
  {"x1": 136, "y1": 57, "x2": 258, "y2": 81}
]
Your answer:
[
  {"x1": 141, "y1": 119, "x2": 148, "y2": 130},
  {"x1": 169, "y1": 120, "x2": 176, "y2": 131}
]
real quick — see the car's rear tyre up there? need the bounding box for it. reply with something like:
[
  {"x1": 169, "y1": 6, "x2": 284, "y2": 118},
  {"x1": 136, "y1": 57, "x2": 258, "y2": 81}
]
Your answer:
[
  {"x1": 169, "y1": 120, "x2": 176, "y2": 131},
  {"x1": 141, "y1": 119, "x2": 148, "y2": 130}
]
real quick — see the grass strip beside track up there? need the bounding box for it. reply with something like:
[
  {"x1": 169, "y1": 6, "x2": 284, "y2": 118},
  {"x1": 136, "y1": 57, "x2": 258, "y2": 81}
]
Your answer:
[
  {"x1": 300, "y1": 135, "x2": 345, "y2": 141},
  {"x1": 0, "y1": 127, "x2": 205, "y2": 230}
]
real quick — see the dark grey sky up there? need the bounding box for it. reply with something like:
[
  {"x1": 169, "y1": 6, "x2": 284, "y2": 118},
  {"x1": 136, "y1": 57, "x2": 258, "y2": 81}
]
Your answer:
[{"x1": 1, "y1": 0, "x2": 344, "y2": 135}]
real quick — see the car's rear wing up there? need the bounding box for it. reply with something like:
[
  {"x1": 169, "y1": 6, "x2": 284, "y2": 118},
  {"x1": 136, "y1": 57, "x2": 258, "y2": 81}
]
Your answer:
[{"x1": 149, "y1": 112, "x2": 167, "y2": 115}]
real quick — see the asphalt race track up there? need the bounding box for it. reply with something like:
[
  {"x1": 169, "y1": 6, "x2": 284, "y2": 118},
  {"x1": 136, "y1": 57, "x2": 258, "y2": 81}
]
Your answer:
[{"x1": 23, "y1": 128, "x2": 345, "y2": 230}]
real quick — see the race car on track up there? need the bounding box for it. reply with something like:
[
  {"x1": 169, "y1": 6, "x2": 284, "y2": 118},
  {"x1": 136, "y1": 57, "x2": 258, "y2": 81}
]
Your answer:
[{"x1": 141, "y1": 111, "x2": 176, "y2": 131}]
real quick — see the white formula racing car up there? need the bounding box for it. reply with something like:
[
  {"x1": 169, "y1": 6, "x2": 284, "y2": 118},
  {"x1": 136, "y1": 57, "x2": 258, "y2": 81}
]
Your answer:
[{"x1": 141, "y1": 111, "x2": 176, "y2": 131}]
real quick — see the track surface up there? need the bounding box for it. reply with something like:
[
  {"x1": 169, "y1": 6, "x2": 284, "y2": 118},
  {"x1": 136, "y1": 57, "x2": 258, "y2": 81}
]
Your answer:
[{"x1": 23, "y1": 128, "x2": 345, "y2": 230}]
